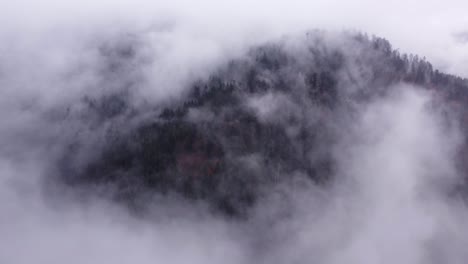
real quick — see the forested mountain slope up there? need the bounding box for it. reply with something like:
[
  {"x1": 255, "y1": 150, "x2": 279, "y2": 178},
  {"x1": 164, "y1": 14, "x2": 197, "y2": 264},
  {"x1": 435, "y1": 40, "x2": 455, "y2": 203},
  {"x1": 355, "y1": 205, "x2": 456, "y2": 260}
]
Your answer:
[{"x1": 54, "y1": 31, "x2": 468, "y2": 216}]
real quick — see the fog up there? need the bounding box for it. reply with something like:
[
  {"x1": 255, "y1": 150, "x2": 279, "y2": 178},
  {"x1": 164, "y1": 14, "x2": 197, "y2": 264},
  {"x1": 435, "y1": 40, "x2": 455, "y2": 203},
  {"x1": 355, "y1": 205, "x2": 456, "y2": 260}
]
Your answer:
[
  {"x1": 1, "y1": 0, "x2": 468, "y2": 263},
  {"x1": 3, "y1": 0, "x2": 468, "y2": 76}
]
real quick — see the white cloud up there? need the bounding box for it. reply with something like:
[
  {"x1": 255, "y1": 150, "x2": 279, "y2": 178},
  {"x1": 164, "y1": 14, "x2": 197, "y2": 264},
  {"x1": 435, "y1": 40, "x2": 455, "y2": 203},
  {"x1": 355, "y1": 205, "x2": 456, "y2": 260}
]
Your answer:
[
  {"x1": 2, "y1": 0, "x2": 468, "y2": 76},
  {"x1": 1, "y1": 1, "x2": 468, "y2": 263}
]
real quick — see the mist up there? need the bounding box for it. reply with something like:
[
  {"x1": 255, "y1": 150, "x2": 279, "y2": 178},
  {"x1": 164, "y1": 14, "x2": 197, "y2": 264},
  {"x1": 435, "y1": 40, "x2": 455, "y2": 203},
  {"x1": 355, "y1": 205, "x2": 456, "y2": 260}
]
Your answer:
[
  {"x1": 1, "y1": 1, "x2": 468, "y2": 264},
  {"x1": 3, "y1": 0, "x2": 468, "y2": 76}
]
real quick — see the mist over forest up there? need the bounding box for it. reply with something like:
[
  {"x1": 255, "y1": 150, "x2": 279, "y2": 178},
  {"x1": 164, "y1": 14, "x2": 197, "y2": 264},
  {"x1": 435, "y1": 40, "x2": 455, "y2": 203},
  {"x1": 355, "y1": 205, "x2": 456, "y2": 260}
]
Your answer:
[{"x1": 1, "y1": 1, "x2": 468, "y2": 263}]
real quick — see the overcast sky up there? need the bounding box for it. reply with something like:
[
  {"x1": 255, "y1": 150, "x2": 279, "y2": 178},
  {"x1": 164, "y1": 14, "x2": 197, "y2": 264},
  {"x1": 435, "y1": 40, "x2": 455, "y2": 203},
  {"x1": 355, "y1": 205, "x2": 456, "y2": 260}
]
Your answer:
[{"x1": 2, "y1": 0, "x2": 468, "y2": 77}]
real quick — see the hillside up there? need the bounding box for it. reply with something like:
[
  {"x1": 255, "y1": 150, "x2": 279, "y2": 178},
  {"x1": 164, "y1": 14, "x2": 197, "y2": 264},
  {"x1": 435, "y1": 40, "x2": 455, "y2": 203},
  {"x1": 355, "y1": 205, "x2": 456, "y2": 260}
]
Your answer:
[{"x1": 55, "y1": 31, "x2": 468, "y2": 216}]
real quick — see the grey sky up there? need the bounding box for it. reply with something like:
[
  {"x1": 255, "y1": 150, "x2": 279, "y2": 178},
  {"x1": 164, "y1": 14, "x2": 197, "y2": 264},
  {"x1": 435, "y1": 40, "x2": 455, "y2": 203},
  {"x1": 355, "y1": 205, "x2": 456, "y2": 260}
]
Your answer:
[{"x1": 3, "y1": 0, "x2": 468, "y2": 77}]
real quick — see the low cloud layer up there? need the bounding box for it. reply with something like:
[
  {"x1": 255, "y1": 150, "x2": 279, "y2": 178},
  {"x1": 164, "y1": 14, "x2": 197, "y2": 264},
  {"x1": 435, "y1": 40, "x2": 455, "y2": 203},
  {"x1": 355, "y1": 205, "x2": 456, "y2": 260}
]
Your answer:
[
  {"x1": 1, "y1": 1, "x2": 468, "y2": 264},
  {"x1": 2, "y1": 84, "x2": 467, "y2": 263}
]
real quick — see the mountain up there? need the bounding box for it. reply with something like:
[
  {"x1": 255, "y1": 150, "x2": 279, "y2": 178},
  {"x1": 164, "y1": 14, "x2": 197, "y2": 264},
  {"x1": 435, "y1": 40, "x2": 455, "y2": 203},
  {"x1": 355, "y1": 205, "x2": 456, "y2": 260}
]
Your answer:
[{"x1": 54, "y1": 31, "x2": 468, "y2": 216}]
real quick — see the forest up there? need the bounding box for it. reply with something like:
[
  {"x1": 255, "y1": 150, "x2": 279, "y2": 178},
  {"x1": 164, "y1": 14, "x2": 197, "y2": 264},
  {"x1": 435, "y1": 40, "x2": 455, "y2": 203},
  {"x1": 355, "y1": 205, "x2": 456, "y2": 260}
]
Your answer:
[{"x1": 55, "y1": 31, "x2": 468, "y2": 217}]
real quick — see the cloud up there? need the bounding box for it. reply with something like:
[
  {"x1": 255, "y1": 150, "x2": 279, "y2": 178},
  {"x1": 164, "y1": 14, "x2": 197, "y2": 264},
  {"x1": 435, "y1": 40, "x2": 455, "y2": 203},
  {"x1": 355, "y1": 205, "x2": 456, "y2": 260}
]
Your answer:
[
  {"x1": 2, "y1": 84, "x2": 466, "y2": 264},
  {"x1": 1, "y1": 1, "x2": 468, "y2": 264},
  {"x1": 2, "y1": 0, "x2": 468, "y2": 77},
  {"x1": 454, "y1": 31, "x2": 468, "y2": 44},
  {"x1": 329, "y1": 86, "x2": 462, "y2": 263}
]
